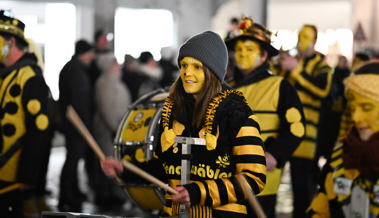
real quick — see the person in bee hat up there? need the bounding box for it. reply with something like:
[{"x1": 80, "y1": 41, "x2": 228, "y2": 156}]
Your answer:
[
  {"x1": 308, "y1": 61, "x2": 379, "y2": 217},
  {"x1": 101, "y1": 30, "x2": 267, "y2": 218},
  {"x1": 226, "y1": 17, "x2": 305, "y2": 218},
  {"x1": 0, "y1": 10, "x2": 51, "y2": 217}
]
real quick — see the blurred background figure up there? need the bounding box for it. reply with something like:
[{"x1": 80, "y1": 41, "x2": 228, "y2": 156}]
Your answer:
[
  {"x1": 134, "y1": 51, "x2": 163, "y2": 98},
  {"x1": 224, "y1": 17, "x2": 239, "y2": 41},
  {"x1": 159, "y1": 46, "x2": 179, "y2": 88},
  {"x1": 121, "y1": 54, "x2": 137, "y2": 100},
  {"x1": 277, "y1": 24, "x2": 333, "y2": 218},
  {"x1": 352, "y1": 52, "x2": 370, "y2": 71},
  {"x1": 58, "y1": 39, "x2": 94, "y2": 212},
  {"x1": 92, "y1": 53, "x2": 131, "y2": 208},
  {"x1": 317, "y1": 55, "x2": 351, "y2": 159}
]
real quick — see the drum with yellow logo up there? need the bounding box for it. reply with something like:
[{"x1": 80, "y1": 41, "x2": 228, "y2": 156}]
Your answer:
[{"x1": 114, "y1": 88, "x2": 168, "y2": 214}]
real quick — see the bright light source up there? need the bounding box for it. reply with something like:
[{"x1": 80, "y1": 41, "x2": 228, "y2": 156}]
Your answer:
[{"x1": 115, "y1": 8, "x2": 174, "y2": 62}]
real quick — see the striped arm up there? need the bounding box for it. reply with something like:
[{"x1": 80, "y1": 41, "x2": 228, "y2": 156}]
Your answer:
[{"x1": 189, "y1": 115, "x2": 266, "y2": 208}]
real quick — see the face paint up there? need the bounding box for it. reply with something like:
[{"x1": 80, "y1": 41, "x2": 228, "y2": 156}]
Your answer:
[
  {"x1": 180, "y1": 57, "x2": 205, "y2": 95},
  {"x1": 234, "y1": 40, "x2": 262, "y2": 71},
  {"x1": 0, "y1": 35, "x2": 10, "y2": 63},
  {"x1": 347, "y1": 90, "x2": 379, "y2": 141},
  {"x1": 297, "y1": 26, "x2": 315, "y2": 52}
]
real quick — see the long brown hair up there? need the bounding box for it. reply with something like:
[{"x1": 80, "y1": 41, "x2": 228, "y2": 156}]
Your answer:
[{"x1": 169, "y1": 66, "x2": 222, "y2": 127}]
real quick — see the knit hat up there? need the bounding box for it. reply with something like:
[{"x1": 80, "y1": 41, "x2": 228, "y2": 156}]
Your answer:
[
  {"x1": 97, "y1": 53, "x2": 116, "y2": 73},
  {"x1": 74, "y1": 39, "x2": 93, "y2": 56},
  {"x1": 0, "y1": 10, "x2": 28, "y2": 46},
  {"x1": 225, "y1": 17, "x2": 278, "y2": 58},
  {"x1": 344, "y1": 61, "x2": 379, "y2": 103},
  {"x1": 177, "y1": 31, "x2": 228, "y2": 82}
]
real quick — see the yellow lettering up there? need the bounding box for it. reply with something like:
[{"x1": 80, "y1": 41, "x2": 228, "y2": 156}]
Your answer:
[
  {"x1": 206, "y1": 165, "x2": 214, "y2": 178},
  {"x1": 175, "y1": 166, "x2": 181, "y2": 175},
  {"x1": 219, "y1": 172, "x2": 227, "y2": 179},
  {"x1": 169, "y1": 165, "x2": 175, "y2": 175},
  {"x1": 198, "y1": 167, "x2": 205, "y2": 177},
  {"x1": 214, "y1": 169, "x2": 220, "y2": 179}
]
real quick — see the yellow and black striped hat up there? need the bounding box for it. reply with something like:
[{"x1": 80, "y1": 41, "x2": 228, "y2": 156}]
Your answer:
[{"x1": 0, "y1": 10, "x2": 28, "y2": 46}]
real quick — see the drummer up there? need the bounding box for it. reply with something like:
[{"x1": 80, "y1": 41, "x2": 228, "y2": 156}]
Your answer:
[{"x1": 102, "y1": 31, "x2": 267, "y2": 217}]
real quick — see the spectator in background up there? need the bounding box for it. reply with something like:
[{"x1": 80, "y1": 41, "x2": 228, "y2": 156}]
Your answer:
[
  {"x1": 92, "y1": 53, "x2": 131, "y2": 206},
  {"x1": 134, "y1": 51, "x2": 163, "y2": 98},
  {"x1": 0, "y1": 11, "x2": 50, "y2": 217},
  {"x1": 159, "y1": 46, "x2": 179, "y2": 88},
  {"x1": 224, "y1": 17, "x2": 240, "y2": 41},
  {"x1": 58, "y1": 39, "x2": 94, "y2": 212},
  {"x1": 121, "y1": 54, "x2": 140, "y2": 102}
]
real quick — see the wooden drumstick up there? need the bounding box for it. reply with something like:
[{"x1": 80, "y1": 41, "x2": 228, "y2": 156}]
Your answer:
[
  {"x1": 236, "y1": 173, "x2": 267, "y2": 218},
  {"x1": 66, "y1": 105, "x2": 178, "y2": 195}
]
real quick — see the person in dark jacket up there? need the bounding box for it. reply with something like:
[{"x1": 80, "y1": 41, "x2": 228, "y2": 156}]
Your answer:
[
  {"x1": 0, "y1": 11, "x2": 50, "y2": 217},
  {"x1": 226, "y1": 17, "x2": 305, "y2": 218},
  {"x1": 58, "y1": 39, "x2": 94, "y2": 212},
  {"x1": 101, "y1": 31, "x2": 267, "y2": 218}
]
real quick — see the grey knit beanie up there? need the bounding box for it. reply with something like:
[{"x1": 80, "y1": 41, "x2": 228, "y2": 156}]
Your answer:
[{"x1": 177, "y1": 31, "x2": 228, "y2": 82}]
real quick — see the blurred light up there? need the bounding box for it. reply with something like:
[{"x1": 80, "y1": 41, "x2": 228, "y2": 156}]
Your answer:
[{"x1": 115, "y1": 8, "x2": 174, "y2": 62}]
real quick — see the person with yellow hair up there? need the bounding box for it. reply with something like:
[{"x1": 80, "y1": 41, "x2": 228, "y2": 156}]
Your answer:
[{"x1": 308, "y1": 61, "x2": 379, "y2": 217}]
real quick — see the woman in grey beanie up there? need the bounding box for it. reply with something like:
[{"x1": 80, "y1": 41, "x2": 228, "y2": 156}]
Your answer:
[{"x1": 101, "y1": 31, "x2": 266, "y2": 218}]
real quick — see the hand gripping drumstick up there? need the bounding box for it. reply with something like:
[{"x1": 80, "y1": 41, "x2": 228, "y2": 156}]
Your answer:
[
  {"x1": 235, "y1": 173, "x2": 267, "y2": 218},
  {"x1": 66, "y1": 105, "x2": 178, "y2": 195}
]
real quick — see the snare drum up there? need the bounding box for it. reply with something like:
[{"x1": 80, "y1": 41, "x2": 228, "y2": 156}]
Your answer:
[{"x1": 114, "y1": 88, "x2": 168, "y2": 213}]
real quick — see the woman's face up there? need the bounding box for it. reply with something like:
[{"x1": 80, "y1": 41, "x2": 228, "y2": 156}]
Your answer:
[
  {"x1": 180, "y1": 57, "x2": 205, "y2": 95},
  {"x1": 234, "y1": 40, "x2": 262, "y2": 72},
  {"x1": 347, "y1": 90, "x2": 379, "y2": 141}
]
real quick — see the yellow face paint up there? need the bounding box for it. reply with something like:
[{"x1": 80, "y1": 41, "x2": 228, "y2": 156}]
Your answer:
[
  {"x1": 180, "y1": 57, "x2": 205, "y2": 95},
  {"x1": 297, "y1": 26, "x2": 315, "y2": 52},
  {"x1": 347, "y1": 90, "x2": 379, "y2": 141},
  {"x1": 234, "y1": 40, "x2": 262, "y2": 71},
  {"x1": 0, "y1": 35, "x2": 10, "y2": 63}
]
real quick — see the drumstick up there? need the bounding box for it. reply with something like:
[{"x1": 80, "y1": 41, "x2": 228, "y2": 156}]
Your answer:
[
  {"x1": 236, "y1": 173, "x2": 267, "y2": 218},
  {"x1": 121, "y1": 160, "x2": 178, "y2": 194},
  {"x1": 65, "y1": 105, "x2": 178, "y2": 195}
]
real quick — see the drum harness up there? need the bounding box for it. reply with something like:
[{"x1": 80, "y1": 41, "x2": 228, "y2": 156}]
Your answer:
[{"x1": 175, "y1": 136, "x2": 206, "y2": 218}]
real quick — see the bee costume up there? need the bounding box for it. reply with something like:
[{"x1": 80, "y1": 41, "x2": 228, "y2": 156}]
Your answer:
[
  {"x1": 120, "y1": 31, "x2": 267, "y2": 218},
  {"x1": 0, "y1": 11, "x2": 50, "y2": 216}
]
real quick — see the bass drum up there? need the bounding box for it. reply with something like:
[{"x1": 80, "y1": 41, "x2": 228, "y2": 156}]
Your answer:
[{"x1": 114, "y1": 88, "x2": 168, "y2": 214}]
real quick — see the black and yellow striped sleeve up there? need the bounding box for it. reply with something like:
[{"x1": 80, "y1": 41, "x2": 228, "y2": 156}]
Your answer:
[
  {"x1": 293, "y1": 54, "x2": 333, "y2": 99},
  {"x1": 185, "y1": 114, "x2": 266, "y2": 208}
]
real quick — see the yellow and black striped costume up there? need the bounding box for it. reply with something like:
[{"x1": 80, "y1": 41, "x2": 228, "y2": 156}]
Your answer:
[
  {"x1": 229, "y1": 62, "x2": 305, "y2": 198},
  {"x1": 278, "y1": 52, "x2": 332, "y2": 160},
  {"x1": 0, "y1": 53, "x2": 50, "y2": 194},
  {"x1": 123, "y1": 89, "x2": 266, "y2": 217},
  {"x1": 308, "y1": 128, "x2": 379, "y2": 217}
]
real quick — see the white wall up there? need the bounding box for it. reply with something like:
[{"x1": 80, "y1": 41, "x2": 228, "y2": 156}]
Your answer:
[{"x1": 268, "y1": 0, "x2": 352, "y2": 31}]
